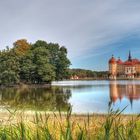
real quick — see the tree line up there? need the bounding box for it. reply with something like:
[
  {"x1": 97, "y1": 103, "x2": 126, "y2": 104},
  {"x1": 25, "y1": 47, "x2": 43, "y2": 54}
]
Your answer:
[
  {"x1": 0, "y1": 39, "x2": 71, "y2": 85},
  {"x1": 69, "y1": 69, "x2": 108, "y2": 79}
]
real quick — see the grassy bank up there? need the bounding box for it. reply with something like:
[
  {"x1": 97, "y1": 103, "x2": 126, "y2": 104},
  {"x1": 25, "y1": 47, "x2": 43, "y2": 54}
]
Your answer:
[{"x1": 0, "y1": 108, "x2": 140, "y2": 140}]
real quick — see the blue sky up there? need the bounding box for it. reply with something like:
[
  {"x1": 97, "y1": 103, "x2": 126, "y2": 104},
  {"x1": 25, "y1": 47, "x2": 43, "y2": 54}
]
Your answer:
[{"x1": 0, "y1": 0, "x2": 140, "y2": 70}]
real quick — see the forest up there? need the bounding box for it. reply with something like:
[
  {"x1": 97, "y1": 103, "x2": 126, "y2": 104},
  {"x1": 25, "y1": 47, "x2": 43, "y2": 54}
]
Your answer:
[
  {"x1": 69, "y1": 69, "x2": 108, "y2": 79},
  {"x1": 0, "y1": 39, "x2": 71, "y2": 85}
]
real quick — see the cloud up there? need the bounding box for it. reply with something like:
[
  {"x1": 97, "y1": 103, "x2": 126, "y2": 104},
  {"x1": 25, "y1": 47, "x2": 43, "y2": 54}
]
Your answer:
[{"x1": 0, "y1": 0, "x2": 140, "y2": 62}]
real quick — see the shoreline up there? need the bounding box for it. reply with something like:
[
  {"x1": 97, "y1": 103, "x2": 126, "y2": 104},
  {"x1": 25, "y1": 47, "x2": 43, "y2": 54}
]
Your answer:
[
  {"x1": 0, "y1": 110, "x2": 138, "y2": 126},
  {"x1": 1, "y1": 78, "x2": 140, "y2": 88},
  {"x1": 0, "y1": 83, "x2": 52, "y2": 88},
  {"x1": 0, "y1": 109, "x2": 138, "y2": 116}
]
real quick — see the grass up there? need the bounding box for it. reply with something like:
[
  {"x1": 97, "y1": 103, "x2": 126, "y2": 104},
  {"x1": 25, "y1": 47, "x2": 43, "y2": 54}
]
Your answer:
[{"x1": 0, "y1": 108, "x2": 140, "y2": 139}]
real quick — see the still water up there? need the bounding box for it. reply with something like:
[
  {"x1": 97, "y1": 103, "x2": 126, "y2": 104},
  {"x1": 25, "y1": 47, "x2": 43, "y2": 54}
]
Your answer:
[{"x1": 0, "y1": 80, "x2": 140, "y2": 114}]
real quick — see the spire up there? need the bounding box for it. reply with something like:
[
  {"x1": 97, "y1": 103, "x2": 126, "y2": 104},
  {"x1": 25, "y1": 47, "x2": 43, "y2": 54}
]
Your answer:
[
  {"x1": 130, "y1": 98, "x2": 133, "y2": 109},
  {"x1": 128, "y1": 50, "x2": 132, "y2": 61}
]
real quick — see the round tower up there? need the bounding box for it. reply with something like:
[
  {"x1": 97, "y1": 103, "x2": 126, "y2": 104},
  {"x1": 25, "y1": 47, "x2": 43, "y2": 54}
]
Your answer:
[{"x1": 108, "y1": 55, "x2": 117, "y2": 79}]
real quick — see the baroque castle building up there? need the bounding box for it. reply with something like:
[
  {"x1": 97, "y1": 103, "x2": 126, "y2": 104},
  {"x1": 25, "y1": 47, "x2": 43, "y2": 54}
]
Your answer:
[{"x1": 108, "y1": 51, "x2": 140, "y2": 79}]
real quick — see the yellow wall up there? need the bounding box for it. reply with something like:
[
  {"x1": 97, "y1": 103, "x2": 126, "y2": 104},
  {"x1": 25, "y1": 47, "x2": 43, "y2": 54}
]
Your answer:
[
  {"x1": 109, "y1": 63, "x2": 140, "y2": 75},
  {"x1": 135, "y1": 64, "x2": 140, "y2": 73},
  {"x1": 109, "y1": 63, "x2": 117, "y2": 75},
  {"x1": 117, "y1": 64, "x2": 124, "y2": 73}
]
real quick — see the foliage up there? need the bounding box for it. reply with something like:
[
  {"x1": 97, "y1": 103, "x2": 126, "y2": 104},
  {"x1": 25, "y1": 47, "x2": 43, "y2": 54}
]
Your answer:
[
  {"x1": 13, "y1": 39, "x2": 31, "y2": 56},
  {"x1": 55, "y1": 46, "x2": 71, "y2": 80},
  {"x1": 0, "y1": 49, "x2": 20, "y2": 85},
  {"x1": 37, "y1": 41, "x2": 71, "y2": 80},
  {"x1": 0, "y1": 39, "x2": 71, "y2": 85},
  {"x1": 69, "y1": 69, "x2": 108, "y2": 79}
]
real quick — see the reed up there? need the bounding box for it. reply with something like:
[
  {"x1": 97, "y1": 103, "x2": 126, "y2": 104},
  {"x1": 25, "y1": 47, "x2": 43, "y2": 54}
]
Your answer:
[{"x1": 0, "y1": 108, "x2": 140, "y2": 140}]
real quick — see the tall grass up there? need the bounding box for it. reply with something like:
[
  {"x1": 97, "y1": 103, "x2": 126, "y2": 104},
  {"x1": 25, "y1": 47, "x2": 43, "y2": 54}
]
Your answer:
[{"x1": 0, "y1": 108, "x2": 140, "y2": 140}]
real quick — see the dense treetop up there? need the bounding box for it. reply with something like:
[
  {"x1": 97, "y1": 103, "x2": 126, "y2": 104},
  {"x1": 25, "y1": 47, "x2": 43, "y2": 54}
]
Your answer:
[{"x1": 0, "y1": 39, "x2": 71, "y2": 85}]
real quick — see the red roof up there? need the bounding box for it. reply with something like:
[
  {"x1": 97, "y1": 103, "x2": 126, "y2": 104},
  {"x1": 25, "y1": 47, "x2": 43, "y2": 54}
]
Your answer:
[
  {"x1": 132, "y1": 59, "x2": 139, "y2": 63},
  {"x1": 124, "y1": 59, "x2": 140, "y2": 66},
  {"x1": 109, "y1": 56, "x2": 116, "y2": 64},
  {"x1": 109, "y1": 55, "x2": 140, "y2": 65},
  {"x1": 117, "y1": 58, "x2": 123, "y2": 64},
  {"x1": 124, "y1": 61, "x2": 134, "y2": 66}
]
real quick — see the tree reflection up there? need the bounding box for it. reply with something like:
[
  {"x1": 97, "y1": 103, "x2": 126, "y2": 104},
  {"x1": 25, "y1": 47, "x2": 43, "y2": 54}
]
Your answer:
[{"x1": 0, "y1": 86, "x2": 72, "y2": 111}]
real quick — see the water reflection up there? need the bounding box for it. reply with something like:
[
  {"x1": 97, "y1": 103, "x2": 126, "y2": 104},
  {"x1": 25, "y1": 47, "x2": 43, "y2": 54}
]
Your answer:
[
  {"x1": 0, "y1": 81, "x2": 140, "y2": 113},
  {"x1": 0, "y1": 86, "x2": 71, "y2": 111},
  {"x1": 109, "y1": 81, "x2": 140, "y2": 108}
]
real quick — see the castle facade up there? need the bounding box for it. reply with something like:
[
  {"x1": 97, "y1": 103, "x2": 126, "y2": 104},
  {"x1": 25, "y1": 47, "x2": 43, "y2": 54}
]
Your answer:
[{"x1": 108, "y1": 51, "x2": 140, "y2": 79}]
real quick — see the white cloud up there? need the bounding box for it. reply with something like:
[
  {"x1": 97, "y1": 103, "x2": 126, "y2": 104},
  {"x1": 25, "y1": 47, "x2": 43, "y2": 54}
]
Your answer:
[{"x1": 0, "y1": 0, "x2": 140, "y2": 60}]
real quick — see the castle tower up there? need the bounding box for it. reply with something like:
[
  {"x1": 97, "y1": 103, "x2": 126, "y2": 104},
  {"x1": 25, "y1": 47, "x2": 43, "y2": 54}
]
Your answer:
[
  {"x1": 124, "y1": 51, "x2": 136, "y2": 79},
  {"x1": 108, "y1": 55, "x2": 117, "y2": 79},
  {"x1": 128, "y1": 50, "x2": 132, "y2": 61}
]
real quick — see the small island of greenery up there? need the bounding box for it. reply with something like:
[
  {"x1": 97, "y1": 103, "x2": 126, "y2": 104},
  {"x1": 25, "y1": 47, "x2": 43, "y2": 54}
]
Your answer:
[{"x1": 0, "y1": 39, "x2": 71, "y2": 86}]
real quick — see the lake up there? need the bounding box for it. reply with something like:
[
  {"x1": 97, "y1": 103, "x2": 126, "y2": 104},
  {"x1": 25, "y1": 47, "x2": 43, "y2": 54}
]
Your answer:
[{"x1": 0, "y1": 80, "x2": 140, "y2": 114}]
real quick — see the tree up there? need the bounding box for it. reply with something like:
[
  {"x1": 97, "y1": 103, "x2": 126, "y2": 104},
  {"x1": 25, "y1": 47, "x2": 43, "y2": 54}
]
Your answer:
[
  {"x1": 31, "y1": 46, "x2": 55, "y2": 83},
  {"x1": 13, "y1": 39, "x2": 31, "y2": 56},
  {"x1": 19, "y1": 51, "x2": 35, "y2": 83},
  {"x1": 0, "y1": 49, "x2": 20, "y2": 85},
  {"x1": 55, "y1": 46, "x2": 71, "y2": 80},
  {"x1": 32, "y1": 40, "x2": 71, "y2": 81},
  {"x1": 0, "y1": 39, "x2": 71, "y2": 85}
]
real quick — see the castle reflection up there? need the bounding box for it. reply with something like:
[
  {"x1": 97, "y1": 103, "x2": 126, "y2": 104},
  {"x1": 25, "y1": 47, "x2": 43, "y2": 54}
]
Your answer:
[{"x1": 109, "y1": 81, "x2": 140, "y2": 107}]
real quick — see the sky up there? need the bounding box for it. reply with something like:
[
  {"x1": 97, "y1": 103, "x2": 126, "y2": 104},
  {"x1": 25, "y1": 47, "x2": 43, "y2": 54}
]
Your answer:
[{"x1": 1, "y1": 0, "x2": 140, "y2": 70}]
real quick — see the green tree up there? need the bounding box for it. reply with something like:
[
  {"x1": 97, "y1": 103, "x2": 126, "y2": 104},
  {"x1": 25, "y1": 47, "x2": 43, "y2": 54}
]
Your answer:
[
  {"x1": 55, "y1": 46, "x2": 71, "y2": 80},
  {"x1": 19, "y1": 51, "x2": 35, "y2": 83},
  {"x1": 33, "y1": 40, "x2": 71, "y2": 81},
  {"x1": 32, "y1": 46, "x2": 55, "y2": 83},
  {"x1": 0, "y1": 49, "x2": 20, "y2": 85}
]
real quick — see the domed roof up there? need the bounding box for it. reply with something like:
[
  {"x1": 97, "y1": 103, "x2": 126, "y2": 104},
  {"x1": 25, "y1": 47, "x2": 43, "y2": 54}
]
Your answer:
[
  {"x1": 117, "y1": 57, "x2": 123, "y2": 64},
  {"x1": 109, "y1": 55, "x2": 116, "y2": 64}
]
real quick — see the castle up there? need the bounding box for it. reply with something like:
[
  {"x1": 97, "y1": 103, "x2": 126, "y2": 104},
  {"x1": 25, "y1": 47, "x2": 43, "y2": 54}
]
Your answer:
[{"x1": 108, "y1": 51, "x2": 140, "y2": 79}]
